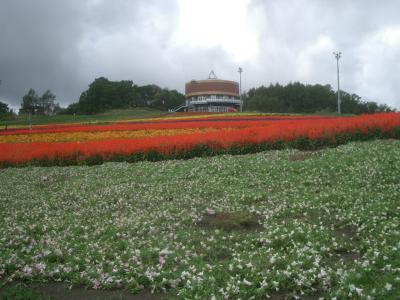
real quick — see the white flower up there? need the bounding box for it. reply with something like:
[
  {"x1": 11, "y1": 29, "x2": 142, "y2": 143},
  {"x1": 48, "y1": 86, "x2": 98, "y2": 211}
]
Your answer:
[
  {"x1": 159, "y1": 256, "x2": 166, "y2": 266},
  {"x1": 361, "y1": 260, "x2": 369, "y2": 267},
  {"x1": 206, "y1": 208, "x2": 216, "y2": 215},
  {"x1": 92, "y1": 279, "x2": 101, "y2": 289},
  {"x1": 35, "y1": 262, "x2": 46, "y2": 274},
  {"x1": 385, "y1": 283, "x2": 392, "y2": 291},
  {"x1": 349, "y1": 284, "x2": 363, "y2": 295},
  {"x1": 159, "y1": 248, "x2": 173, "y2": 255},
  {"x1": 243, "y1": 278, "x2": 252, "y2": 286},
  {"x1": 22, "y1": 265, "x2": 33, "y2": 276}
]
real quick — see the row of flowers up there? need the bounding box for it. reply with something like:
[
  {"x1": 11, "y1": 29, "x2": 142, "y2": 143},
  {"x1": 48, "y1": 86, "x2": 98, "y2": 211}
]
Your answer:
[
  {"x1": 0, "y1": 113, "x2": 399, "y2": 166},
  {"x1": 0, "y1": 115, "x2": 332, "y2": 136},
  {"x1": 0, "y1": 128, "x2": 224, "y2": 143}
]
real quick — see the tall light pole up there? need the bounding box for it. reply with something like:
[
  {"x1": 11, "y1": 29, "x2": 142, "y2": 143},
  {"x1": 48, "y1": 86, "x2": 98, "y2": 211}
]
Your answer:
[
  {"x1": 333, "y1": 51, "x2": 341, "y2": 114},
  {"x1": 238, "y1": 67, "x2": 243, "y2": 112}
]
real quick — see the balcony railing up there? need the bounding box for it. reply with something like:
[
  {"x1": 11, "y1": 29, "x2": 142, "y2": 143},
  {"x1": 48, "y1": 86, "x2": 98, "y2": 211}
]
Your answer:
[{"x1": 189, "y1": 98, "x2": 241, "y2": 105}]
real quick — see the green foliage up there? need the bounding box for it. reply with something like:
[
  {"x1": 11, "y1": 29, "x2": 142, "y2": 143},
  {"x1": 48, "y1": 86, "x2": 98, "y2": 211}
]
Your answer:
[
  {"x1": 1, "y1": 140, "x2": 400, "y2": 299},
  {"x1": 19, "y1": 89, "x2": 58, "y2": 116},
  {"x1": 19, "y1": 88, "x2": 39, "y2": 114},
  {"x1": 0, "y1": 101, "x2": 11, "y2": 114},
  {"x1": 0, "y1": 108, "x2": 165, "y2": 127},
  {"x1": 0, "y1": 101, "x2": 15, "y2": 121},
  {"x1": 244, "y1": 82, "x2": 395, "y2": 114},
  {"x1": 59, "y1": 102, "x2": 79, "y2": 115},
  {"x1": 0, "y1": 284, "x2": 50, "y2": 300},
  {"x1": 38, "y1": 90, "x2": 56, "y2": 115},
  {"x1": 72, "y1": 77, "x2": 185, "y2": 114}
]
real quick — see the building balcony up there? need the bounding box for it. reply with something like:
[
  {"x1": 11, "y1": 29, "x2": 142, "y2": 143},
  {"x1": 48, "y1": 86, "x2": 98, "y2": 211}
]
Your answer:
[{"x1": 189, "y1": 98, "x2": 242, "y2": 105}]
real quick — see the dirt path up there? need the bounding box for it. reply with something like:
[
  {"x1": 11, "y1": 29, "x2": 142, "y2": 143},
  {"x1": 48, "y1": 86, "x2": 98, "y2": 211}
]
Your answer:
[{"x1": 0, "y1": 281, "x2": 170, "y2": 300}]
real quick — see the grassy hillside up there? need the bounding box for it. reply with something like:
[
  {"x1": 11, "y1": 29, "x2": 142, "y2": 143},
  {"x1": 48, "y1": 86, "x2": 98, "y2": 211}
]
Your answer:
[
  {"x1": 0, "y1": 140, "x2": 399, "y2": 299},
  {"x1": 0, "y1": 108, "x2": 166, "y2": 127}
]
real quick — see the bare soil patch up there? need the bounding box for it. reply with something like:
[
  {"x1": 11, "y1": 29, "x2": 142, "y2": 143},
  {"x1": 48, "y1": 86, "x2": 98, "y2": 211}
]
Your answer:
[
  {"x1": 334, "y1": 224, "x2": 358, "y2": 240},
  {"x1": 197, "y1": 211, "x2": 262, "y2": 231},
  {"x1": 262, "y1": 289, "x2": 324, "y2": 300},
  {"x1": 334, "y1": 249, "x2": 360, "y2": 263},
  {"x1": 288, "y1": 151, "x2": 319, "y2": 162},
  {"x1": 333, "y1": 224, "x2": 361, "y2": 262},
  {"x1": 0, "y1": 281, "x2": 169, "y2": 300}
]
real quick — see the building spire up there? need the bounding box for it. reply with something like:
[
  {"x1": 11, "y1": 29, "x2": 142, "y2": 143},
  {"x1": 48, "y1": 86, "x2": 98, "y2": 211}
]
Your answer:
[{"x1": 208, "y1": 70, "x2": 218, "y2": 79}]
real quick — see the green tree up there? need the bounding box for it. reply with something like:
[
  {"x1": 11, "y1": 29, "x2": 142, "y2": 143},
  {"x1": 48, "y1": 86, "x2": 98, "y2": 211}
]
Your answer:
[
  {"x1": 20, "y1": 88, "x2": 58, "y2": 115},
  {"x1": 77, "y1": 77, "x2": 139, "y2": 114},
  {"x1": 0, "y1": 101, "x2": 11, "y2": 114},
  {"x1": 20, "y1": 88, "x2": 39, "y2": 114},
  {"x1": 75, "y1": 78, "x2": 184, "y2": 114},
  {"x1": 243, "y1": 82, "x2": 394, "y2": 114},
  {"x1": 0, "y1": 101, "x2": 15, "y2": 121},
  {"x1": 62, "y1": 102, "x2": 79, "y2": 114},
  {"x1": 38, "y1": 90, "x2": 56, "y2": 115}
]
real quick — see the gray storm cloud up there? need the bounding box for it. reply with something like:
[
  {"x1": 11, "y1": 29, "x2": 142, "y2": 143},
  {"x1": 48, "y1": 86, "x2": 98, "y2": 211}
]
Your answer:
[{"x1": 0, "y1": 0, "x2": 399, "y2": 110}]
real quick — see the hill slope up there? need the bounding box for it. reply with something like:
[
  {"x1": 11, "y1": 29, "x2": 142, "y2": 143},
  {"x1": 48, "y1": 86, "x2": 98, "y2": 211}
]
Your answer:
[{"x1": 0, "y1": 140, "x2": 399, "y2": 299}]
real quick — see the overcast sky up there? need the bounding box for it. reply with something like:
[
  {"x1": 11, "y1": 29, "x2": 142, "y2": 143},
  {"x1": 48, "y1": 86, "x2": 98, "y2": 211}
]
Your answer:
[{"x1": 1, "y1": 0, "x2": 399, "y2": 110}]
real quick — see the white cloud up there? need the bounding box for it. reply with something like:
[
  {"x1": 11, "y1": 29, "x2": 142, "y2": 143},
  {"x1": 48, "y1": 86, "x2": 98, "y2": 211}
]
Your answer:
[
  {"x1": 297, "y1": 35, "x2": 336, "y2": 81},
  {"x1": 172, "y1": 0, "x2": 259, "y2": 62},
  {"x1": 355, "y1": 27, "x2": 400, "y2": 107}
]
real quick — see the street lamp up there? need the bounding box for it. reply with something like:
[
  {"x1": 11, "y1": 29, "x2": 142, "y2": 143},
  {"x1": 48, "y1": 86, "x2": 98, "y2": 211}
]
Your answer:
[
  {"x1": 333, "y1": 51, "x2": 342, "y2": 114},
  {"x1": 238, "y1": 67, "x2": 243, "y2": 112}
]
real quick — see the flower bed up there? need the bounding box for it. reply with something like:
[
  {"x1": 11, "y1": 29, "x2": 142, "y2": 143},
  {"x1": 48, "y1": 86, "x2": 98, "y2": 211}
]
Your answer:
[
  {"x1": 1, "y1": 140, "x2": 400, "y2": 299},
  {"x1": 0, "y1": 113, "x2": 399, "y2": 167}
]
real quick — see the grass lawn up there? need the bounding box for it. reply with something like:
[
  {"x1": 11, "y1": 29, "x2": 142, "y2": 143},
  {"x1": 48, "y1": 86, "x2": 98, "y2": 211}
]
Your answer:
[
  {"x1": 0, "y1": 108, "x2": 166, "y2": 127},
  {"x1": 0, "y1": 109, "x2": 352, "y2": 129},
  {"x1": 0, "y1": 140, "x2": 399, "y2": 299}
]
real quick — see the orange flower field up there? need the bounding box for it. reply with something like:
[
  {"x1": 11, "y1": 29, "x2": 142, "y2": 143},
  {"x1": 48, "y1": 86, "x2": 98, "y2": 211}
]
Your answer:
[{"x1": 0, "y1": 113, "x2": 399, "y2": 166}]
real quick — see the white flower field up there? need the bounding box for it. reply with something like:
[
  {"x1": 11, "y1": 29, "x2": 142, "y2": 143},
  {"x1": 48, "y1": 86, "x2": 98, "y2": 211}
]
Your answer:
[{"x1": 0, "y1": 140, "x2": 399, "y2": 299}]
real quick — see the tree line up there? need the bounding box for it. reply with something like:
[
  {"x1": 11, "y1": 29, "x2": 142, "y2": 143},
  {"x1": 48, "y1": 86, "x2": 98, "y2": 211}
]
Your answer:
[
  {"x1": 19, "y1": 89, "x2": 61, "y2": 115},
  {"x1": 243, "y1": 82, "x2": 393, "y2": 114},
  {"x1": 63, "y1": 77, "x2": 184, "y2": 114},
  {"x1": 0, "y1": 101, "x2": 14, "y2": 120},
  {"x1": 0, "y1": 78, "x2": 395, "y2": 120}
]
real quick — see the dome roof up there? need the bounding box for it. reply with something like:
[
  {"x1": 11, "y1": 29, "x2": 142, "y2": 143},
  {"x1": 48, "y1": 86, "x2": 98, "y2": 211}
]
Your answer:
[{"x1": 185, "y1": 79, "x2": 239, "y2": 98}]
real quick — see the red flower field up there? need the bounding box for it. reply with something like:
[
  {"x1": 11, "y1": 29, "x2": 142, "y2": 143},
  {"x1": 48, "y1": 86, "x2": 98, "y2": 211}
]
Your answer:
[{"x1": 0, "y1": 113, "x2": 399, "y2": 166}]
